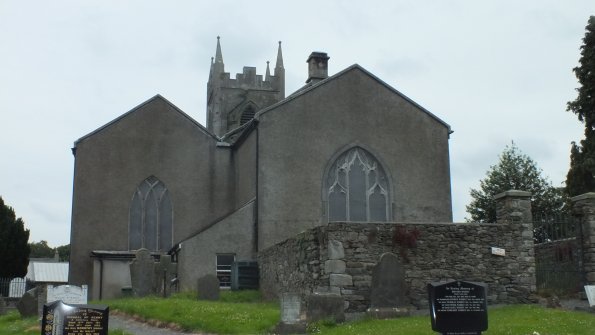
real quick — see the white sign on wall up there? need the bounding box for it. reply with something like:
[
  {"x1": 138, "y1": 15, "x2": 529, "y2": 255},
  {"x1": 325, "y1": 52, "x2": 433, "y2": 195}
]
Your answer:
[
  {"x1": 47, "y1": 285, "x2": 88, "y2": 305},
  {"x1": 491, "y1": 247, "x2": 505, "y2": 256}
]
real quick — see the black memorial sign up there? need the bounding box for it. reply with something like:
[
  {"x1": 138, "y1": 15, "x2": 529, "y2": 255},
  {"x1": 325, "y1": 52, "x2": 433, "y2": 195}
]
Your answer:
[
  {"x1": 42, "y1": 300, "x2": 109, "y2": 335},
  {"x1": 428, "y1": 280, "x2": 488, "y2": 335}
]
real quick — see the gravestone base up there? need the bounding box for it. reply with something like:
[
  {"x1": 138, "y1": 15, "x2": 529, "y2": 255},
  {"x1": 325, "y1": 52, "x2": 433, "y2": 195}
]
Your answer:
[
  {"x1": 366, "y1": 306, "x2": 411, "y2": 319},
  {"x1": 273, "y1": 321, "x2": 307, "y2": 335}
]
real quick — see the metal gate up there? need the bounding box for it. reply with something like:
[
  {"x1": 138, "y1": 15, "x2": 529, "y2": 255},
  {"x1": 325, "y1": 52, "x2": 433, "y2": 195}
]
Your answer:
[{"x1": 533, "y1": 214, "x2": 584, "y2": 294}]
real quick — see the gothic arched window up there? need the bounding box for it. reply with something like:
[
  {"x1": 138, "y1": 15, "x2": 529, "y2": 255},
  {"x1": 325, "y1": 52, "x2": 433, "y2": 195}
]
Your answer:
[
  {"x1": 129, "y1": 176, "x2": 173, "y2": 251},
  {"x1": 326, "y1": 147, "x2": 390, "y2": 222}
]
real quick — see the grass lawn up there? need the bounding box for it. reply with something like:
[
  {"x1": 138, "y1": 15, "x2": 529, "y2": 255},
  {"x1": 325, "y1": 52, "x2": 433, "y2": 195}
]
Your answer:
[
  {"x1": 315, "y1": 304, "x2": 595, "y2": 335},
  {"x1": 2, "y1": 292, "x2": 594, "y2": 334},
  {"x1": 103, "y1": 290, "x2": 280, "y2": 334}
]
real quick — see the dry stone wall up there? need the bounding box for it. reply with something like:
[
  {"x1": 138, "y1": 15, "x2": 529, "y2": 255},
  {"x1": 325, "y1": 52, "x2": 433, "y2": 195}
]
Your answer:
[{"x1": 258, "y1": 191, "x2": 537, "y2": 313}]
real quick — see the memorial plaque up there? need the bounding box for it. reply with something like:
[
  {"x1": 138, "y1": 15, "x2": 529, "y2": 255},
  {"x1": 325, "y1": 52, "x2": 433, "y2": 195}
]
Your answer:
[
  {"x1": 42, "y1": 300, "x2": 109, "y2": 335},
  {"x1": 428, "y1": 280, "x2": 488, "y2": 335}
]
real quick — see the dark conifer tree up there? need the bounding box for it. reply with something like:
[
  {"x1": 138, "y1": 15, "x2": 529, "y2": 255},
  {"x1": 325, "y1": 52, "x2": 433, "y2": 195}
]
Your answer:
[
  {"x1": 0, "y1": 196, "x2": 30, "y2": 278},
  {"x1": 567, "y1": 16, "x2": 595, "y2": 196}
]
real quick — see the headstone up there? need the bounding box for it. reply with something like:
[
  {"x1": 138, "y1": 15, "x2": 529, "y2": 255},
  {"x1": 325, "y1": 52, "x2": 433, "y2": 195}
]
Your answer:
[
  {"x1": 428, "y1": 280, "x2": 488, "y2": 335},
  {"x1": 306, "y1": 293, "x2": 345, "y2": 323},
  {"x1": 197, "y1": 274, "x2": 220, "y2": 301},
  {"x1": 47, "y1": 285, "x2": 88, "y2": 305},
  {"x1": 154, "y1": 254, "x2": 177, "y2": 298},
  {"x1": 274, "y1": 293, "x2": 307, "y2": 334},
  {"x1": 129, "y1": 248, "x2": 156, "y2": 297},
  {"x1": 585, "y1": 285, "x2": 595, "y2": 307},
  {"x1": 42, "y1": 300, "x2": 108, "y2": 335},
  {"x1": 17, "y1": 287, "x2": 40, "y2": 317},
  {"x1": 367, "y1": 253, "x2": 410, "y2": 319}
]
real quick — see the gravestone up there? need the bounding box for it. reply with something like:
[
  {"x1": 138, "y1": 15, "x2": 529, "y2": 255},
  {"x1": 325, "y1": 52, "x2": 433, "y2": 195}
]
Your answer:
[
  {"x1": 129, "y1": 248, "x2": 156, "y2": 297},
  {"x1": 367, "y1": 252, "x2": 410, "y2": 318},
  {"x1": 274, "y1": 293, "x2": 307, "y2": 334},
  {"x1": 428, "y1": 280, "x2": 488, "y2": 335},
  {"x1": 17, "y1": 287, "x2": 40, "y2": 317},
  {"x1": 154, "y1": 254, "x2": 177, "y2": 298},
  {"x1": 306, "y1": 293, "x2": 345, "y2": 323},
  {"x1": 42, "y1": 300, "x2": 108, "y2": 335},
  {"x1": 0, "y1": 296, "x2": 5, "y2": 316},
  {"x1": 197, "y1": 274, "x2": 220, "y2": 301},
  {"x1": 585, "y1": 285, "x2": 595, "y2": 307},
  {"x1": 47, "y1": 285, "x2": 88, "y2": 305}
]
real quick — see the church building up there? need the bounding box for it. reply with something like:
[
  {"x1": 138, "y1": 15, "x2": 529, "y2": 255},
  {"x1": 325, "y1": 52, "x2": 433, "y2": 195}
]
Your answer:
[{"x1": 68, "y1": 38, "x2": 453, "y2": 299}]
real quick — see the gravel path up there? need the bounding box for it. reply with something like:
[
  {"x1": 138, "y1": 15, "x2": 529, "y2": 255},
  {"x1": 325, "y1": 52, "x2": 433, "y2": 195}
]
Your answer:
[{"x1": 109, "y1": 314, "x2": 205, "y2": 335}]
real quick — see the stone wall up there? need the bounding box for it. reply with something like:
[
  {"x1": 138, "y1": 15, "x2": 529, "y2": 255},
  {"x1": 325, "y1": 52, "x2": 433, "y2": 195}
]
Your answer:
[{"x1": 258, "y1": 191, "x2": 536, "y2": 313}]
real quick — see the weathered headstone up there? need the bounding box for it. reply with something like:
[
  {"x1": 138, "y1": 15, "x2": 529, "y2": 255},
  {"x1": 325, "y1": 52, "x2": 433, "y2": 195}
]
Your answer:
[
  {"x1": 428, "y1": 280, "x2": 488, "y2": 335},
  {"x1": 47, "y1": 285, "x2": 88, "y2": 305},
  {"x1": 17, "y1": 287, "x2": 40, "y2": 317},
  {"x1": 129, "y1": 248, "x2": 156, "y2": 297},
  {"x1": 306, "y1": 293, "x2": 345, "y2": 323},
  {"x1": 274, "y1": 293, "x2": 307, "y2": 334},
  {"x1": 197, "y1": 274, "x2": 220, "y2": 301},
  {"x1": 585, "y1": 285, "x2": 595, "y2": 307},
  {"x1": 155, "y1": 254, "x2": 177, "y2": 298},
  {"x1": 367, "y1": 252, "x2": 410, "y2": 318},
  {"x1": 42, "y1": 300, "x2": 109, "y2": 335}
]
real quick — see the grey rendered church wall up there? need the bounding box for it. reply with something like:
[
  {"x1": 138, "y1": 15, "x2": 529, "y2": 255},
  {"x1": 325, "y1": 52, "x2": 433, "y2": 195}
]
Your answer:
[
  {"x1": 70, "y1": 97, "x2": 236, "y2": 292},
  {"x1": 233, "y1": 130, "x2": 257, "y2": 206},
  {"x1": 256, "y1": 68, "x2": 453, "y2": 250},
  {"x1": 177, "y1": 201, "x2": 255, "y2": 291},
  {"x1": 91, "y1": 259, "x2": 131, "y2": 300}
]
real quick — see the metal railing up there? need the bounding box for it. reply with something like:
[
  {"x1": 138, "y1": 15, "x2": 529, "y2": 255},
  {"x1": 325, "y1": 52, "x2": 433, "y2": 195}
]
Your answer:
[{"x1": 0, "y1": 277, "x2": 27, "y2": 298}]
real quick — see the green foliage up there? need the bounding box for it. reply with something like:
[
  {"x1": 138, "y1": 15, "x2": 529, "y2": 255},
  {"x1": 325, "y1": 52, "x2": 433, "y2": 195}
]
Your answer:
[
  {"x1": 567, "y1": 16, "x2": 595, "y2": 196},
  {"x1": 103, "y1": 291, "x2": 279, "y2": 334},
  {"x1": 0, "y1": 196, "x2": 30, "y2": 278},
  {"x1": 466, "y1": 143, "x2": 566, "y2": 223},
  {"x1": 28, "y1": 240, "x2": 54, "y2": 258},
  {"x1": 56, "y1": 244, "x2": 70, "y2": 261},
  {"x1": 219, "y1": 289, "x2": 263, "y2": 303}
]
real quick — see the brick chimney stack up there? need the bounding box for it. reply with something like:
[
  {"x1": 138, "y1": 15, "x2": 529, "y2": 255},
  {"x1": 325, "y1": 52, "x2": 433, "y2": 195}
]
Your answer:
[{"x1": 306, "y1": 52, "x2": 330, "y2": 84}]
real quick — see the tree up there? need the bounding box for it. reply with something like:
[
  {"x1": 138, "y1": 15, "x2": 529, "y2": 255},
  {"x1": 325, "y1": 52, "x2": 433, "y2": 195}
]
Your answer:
[
  {"x1": 29, "y1": 240, "x2": 55, "y2": 259},
  {"x1": 0, "y1": 196, "x2": 30, "y2": 278},
  {"x1": 56, "y1": 244, "x2": 70, "y2": 262},
  {"x1": 567, "y1": 16, "x2": 595, "y2": 196},
  {"x1": 466, "y1": 143, "x2": 566, "y2": 223}
]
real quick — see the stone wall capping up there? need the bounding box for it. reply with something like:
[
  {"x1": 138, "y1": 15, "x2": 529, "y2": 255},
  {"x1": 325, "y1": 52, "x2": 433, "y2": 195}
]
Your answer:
[
  {"x1": 493, "y1": 190, "x2": 532, "y2": 200},
  {"x1": 570, "y1": 192, "x2": 595, "y2": 202}
]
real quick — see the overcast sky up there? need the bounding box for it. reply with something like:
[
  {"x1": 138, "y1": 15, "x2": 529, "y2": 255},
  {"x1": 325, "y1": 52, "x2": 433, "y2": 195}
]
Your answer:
[{"x1": 1, "y1": 1, "x2": 593, "y2": 247}]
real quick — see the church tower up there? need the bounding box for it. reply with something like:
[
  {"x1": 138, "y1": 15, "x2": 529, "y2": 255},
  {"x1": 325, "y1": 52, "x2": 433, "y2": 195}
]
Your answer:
[{"x1": 207, "y1": 37, "x2": 285, "y2": 137}]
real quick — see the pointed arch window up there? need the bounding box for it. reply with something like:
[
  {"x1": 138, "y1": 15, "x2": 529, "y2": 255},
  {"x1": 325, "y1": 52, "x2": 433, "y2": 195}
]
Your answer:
[
  {"x1": 240, "y1": 105, "x2": 256, "y2": 125},
  {"x1": 129, "y1": 176, "x2": 173, "y2": 251},
  {"x1": 326, "y1": 147, "x2": 390, "y2": 221}
]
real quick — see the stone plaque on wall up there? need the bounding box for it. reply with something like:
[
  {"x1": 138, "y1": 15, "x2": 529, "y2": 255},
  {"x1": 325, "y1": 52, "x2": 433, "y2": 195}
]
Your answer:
[
  {"x1": 42, "y1": 300, "x2": 109, "y2": 335},
  {"x1": 428, "y1": 280, "x2": 488, "y2": 335}
]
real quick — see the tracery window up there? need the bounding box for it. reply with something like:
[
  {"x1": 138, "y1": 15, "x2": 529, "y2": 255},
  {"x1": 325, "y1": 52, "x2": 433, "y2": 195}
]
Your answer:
[
  {"x1": 326, "y1": 147, "x2": 390, "y2": 221},
  {"x1": 129, "y1": 176, "x2": 173, "y2": 251}
]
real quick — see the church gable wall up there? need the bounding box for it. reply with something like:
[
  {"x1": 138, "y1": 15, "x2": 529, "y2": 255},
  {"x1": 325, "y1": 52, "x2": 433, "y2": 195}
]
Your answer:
[
  {"x1": 70, "y1": 97, "x2": 235, "y2": 294},
  {"x1": 233, "y1": 130, "x2": 257, "y2": 206},
  {"x1": 256, "y1": 69, "x2": 452, "y2": 250}
]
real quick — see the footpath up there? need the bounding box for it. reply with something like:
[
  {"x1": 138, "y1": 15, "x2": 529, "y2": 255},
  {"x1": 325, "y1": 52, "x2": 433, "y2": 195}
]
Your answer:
[{"x1": 109, "y1": 314, "x2": 206, "y2": 335}]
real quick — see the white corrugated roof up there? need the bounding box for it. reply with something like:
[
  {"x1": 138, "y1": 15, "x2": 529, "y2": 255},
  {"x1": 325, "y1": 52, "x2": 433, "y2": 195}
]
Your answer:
[{"x1": 26, "y1": 261, "x2": 69, "y2": 283}]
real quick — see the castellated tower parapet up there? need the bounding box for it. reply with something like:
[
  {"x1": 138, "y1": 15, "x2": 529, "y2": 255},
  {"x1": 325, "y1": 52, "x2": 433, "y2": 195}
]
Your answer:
[{"x1": 207, "y1": 37, "x2": 285, "y2": 137}]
